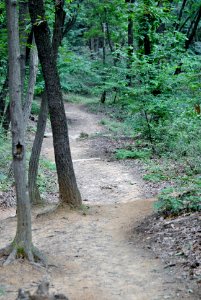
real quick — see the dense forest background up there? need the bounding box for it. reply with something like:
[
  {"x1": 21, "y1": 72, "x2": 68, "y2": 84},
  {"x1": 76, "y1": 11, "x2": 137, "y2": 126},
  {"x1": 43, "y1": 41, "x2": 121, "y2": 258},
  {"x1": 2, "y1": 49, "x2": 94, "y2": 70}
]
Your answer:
[
  {"x1": 0, "y1": 0, "x2": 201, "y2": 215},
  {"x1": 0, "y1": 1, "x2": 200, "y2": 296}
]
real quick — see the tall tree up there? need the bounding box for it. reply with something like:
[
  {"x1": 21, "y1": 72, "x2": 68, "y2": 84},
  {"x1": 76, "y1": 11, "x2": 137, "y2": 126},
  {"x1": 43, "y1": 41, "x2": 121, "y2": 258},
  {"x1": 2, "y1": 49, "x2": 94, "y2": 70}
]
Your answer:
[
  {"x1": 126, "y1": 0, "x2": 135, "y2": 86},
  {"x1": 28, "y1": 0, "x2": 82, "y2": 205},
  {"x1": 29, "y1": 0, "x2": 82, "y2": 208},
  {"x1": 0, "y1": 0, "x2": 42, "y2": 264}
]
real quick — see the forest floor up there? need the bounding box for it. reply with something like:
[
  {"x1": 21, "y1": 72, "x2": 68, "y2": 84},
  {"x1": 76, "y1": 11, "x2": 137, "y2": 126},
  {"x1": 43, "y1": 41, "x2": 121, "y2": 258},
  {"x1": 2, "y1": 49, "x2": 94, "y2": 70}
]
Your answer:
[{"x1": 0, "y1": 103, "x2": 200, "y2": 299}]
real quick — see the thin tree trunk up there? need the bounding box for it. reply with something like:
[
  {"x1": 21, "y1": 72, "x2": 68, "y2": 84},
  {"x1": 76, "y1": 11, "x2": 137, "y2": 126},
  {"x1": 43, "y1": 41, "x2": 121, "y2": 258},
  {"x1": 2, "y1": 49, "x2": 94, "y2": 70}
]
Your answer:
[
  {"x1": 2, "y1": 104, "x2": 10, "y2": 132},
  {"x1": 126, "y1": 0, "x2": 135, "y2": 86},
  {"x1": 28, "y1": 92, "x2": 48, "y2": 205},
  {"x1": 175, "y1": 5, "x2": 201, "y2": 74},
  {"x1": 0, "y1": 0, "x2": 42, "y2": 264},
  {"x1": 23, "y1": 36, "x2": 38, "y2": 130},
  {"x1": 144, "y1": 34, "x2": 151, "y2": 55},
  {"x1": 0, "y1": 66, "x2": 10, "y2": 131},
  {"x1": 175, "y1": 0, "x2": 188, "y2": 30},
  {"x1": 0, "y1": 67, "x2": 9, "y2": 117},
  {"x1": 29, "y1": 0, "x2": 82, "y2": 207},
  {"x1": 7, "y1": 0, "x2": 32, "y2": 250},
  {"x1": 19, "y1": 0, "x2": 29, "y2": 101},
  {"x1": 185, "y1": 6, "x2": 201, "y2": 50},
  {"x1": 100, "y1": 22, "x2": 107, "y2": 103}
]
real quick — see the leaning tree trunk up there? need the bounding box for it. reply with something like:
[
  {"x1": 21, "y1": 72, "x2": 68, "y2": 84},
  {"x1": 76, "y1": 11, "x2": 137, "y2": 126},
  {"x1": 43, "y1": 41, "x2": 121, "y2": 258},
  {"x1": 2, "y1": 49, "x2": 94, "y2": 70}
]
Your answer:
[
  {"x1": 28, "y1": 92, "x2": 48, "y2": 205},
  {"x1": 0, "y1": 0, "x2": 43, "y2": 264},
  {"x1": 29, "y1": 0, "x2": 81, "y2": 208},
  {"x1": 28, "y1": 0, "x2": 80, "y2": 205}
]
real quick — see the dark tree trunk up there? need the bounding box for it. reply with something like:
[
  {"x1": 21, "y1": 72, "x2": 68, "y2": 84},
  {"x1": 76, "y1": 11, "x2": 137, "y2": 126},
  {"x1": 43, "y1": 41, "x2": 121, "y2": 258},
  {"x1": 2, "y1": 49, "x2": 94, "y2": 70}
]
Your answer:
[
  {"x1": 175, "y1": 6, "x2": 201, "y2": 74},
  {"x1": 29, "y1": 0, "x2": 82, "y2": 207},
  {"x1": 100, "y1": 90, "x2": 106, "y2": 104},
  {"x1": 28, "y1": 0, "x2": 81, "y2": 205},
  {"x1": 185, "y1": 6, "x2": 201, "y2": 50},
  {"x1": 144, "y1": 34, "x2": 151, "y2": 55},
  {"x1": 175, "y1": 0, "x2": 188, "y2": 30}
]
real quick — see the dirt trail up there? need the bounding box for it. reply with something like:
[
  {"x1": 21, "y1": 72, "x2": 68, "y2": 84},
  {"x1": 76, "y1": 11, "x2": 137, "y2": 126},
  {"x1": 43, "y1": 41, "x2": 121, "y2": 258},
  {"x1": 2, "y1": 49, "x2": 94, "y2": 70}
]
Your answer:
[{"x1": 0, "y1": 104, "x2": 196, "y2": 299}]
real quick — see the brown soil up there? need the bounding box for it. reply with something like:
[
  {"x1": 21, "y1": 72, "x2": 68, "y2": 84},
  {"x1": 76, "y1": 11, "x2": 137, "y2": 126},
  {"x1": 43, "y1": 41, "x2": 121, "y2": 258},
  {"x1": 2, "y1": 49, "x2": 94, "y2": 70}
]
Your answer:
[{"x1": 0, "y1": 103, "x2": 199, "y2": 299}]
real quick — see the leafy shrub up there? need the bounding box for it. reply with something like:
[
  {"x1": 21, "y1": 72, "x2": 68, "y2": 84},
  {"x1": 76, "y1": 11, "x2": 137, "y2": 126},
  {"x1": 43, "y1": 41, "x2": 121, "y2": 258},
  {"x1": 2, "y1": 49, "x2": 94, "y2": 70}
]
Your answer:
[
  {"x1": 58, "y1": 48, "x2": 101, "y2": 95},
  {"x1": 115, "y1": 149, "x2": 151, "y2": 160},
  {"x1": 155, "y1": 187, "x2": 201, "y2": 217},
  {"x1": 143, "y1": 173, "x2": 168, "y2": 182}
]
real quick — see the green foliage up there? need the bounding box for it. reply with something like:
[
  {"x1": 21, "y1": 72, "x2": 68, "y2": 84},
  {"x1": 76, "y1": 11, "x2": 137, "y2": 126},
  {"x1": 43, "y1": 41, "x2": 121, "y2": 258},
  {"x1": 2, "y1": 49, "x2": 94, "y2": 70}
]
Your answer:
[
  {"x1": 31, "y1": 100, "x2": 41, "y2": 115},
  {"x1": 0, "y1": 0, "x2": 200, "y2": 217},
  {"x1": 79, "y1": 203, "x2": 90, "y2": 216},
  {"x1": 40, "y1": 158, "x2": 56, "y2": 171},
  {"x1": 155, "y1": 187, "x2": 201, "y2": 217},
  {"x1": 79, "y1": 132, "x2": 89, "y2": 139},
  {"x1": 63, "y1": 93, "x2": 97, "y2": 105},
  {"x1": 115, "y1": 149, "x2": 150, "y2": 160},
  {"x1": 0, "y1": 286, "x2": 6, "y2": 297},
  {"x1": 100, "y1": 118, "x2": 122, "y2": 134},
  {"x1": 58, "y1": 48, "x2": 102, "y2": 95},
  {"x1": 0, "y1": 133, "x2": 12, "y2": 192},
  {"x1": 16, "y1": 246, "x2": 26, "y2": 258},
  {"x1": 37, "y1": 158, "x2": 57, "y2": 195},
  {"x1": 34, "y1": 67, "x2": 45, "y2": 95},
  {"x1": 143, "y1": 173, "x2": 168, "y2": 182}
]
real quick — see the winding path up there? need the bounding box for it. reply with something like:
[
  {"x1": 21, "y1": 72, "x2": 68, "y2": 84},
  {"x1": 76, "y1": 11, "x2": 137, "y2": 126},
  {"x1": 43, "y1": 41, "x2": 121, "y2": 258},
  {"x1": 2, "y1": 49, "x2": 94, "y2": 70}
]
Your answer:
[{"x1": 0, "y1": 103, "x2": 195, "y2": 299}]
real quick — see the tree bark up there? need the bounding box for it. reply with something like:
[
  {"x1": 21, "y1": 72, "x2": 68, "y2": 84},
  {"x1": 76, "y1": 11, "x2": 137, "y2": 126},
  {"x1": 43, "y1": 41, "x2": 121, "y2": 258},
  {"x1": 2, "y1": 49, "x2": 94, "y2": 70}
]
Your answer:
[
  {"x1": 100, "y1": 22, "x2": 107, "y2": 103},
  {"x1": 28, "y1": 92, "x2": 48, "y2": 205},
  {"x1": 185, "y1": 6, "x2": 201, "y2": 50},
  {"x1": 19, "y1": 0, "x2": 29, "y2": 100},
  {"x1": 175, "y1": 0, "x2": 188, "y2": 30},
  {"x1": 29, "y1": 0, "x2": 82, "y2": 208},
  {"x1": 0, "y1": 66, "x2": 10, "y2": 131},
  {"x1": 23, "y1": 36, "x2": 38, "y2": 130},
  {"x1": 126, "y1": 0, "x2": 135, "y2": 86},
  {"x1": 0, "y1": 67, "x2": 9, "y2": 117},
  {"x1": 0, "y1": 0, "x2": 42, "y2": 264},
  {"x1": 28, "y1": 0, "x2": 81, "y2": 205}
]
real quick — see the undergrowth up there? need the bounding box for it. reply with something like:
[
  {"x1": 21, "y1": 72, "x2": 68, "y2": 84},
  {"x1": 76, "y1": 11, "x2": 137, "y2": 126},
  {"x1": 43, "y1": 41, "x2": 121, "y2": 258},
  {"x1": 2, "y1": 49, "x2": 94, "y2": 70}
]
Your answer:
[
  {"x1": 86, "y1": 93, "x2": 201, "y2": 216},
  {"x1": 31, "y1": 100, "x2": 41, "y2": 116},
  {"x1": 0, "y1": 129, "x2": 58, "y2": 203},
  {"x1": 0, "y1": 133, "x2": 12, "y2": 192}
]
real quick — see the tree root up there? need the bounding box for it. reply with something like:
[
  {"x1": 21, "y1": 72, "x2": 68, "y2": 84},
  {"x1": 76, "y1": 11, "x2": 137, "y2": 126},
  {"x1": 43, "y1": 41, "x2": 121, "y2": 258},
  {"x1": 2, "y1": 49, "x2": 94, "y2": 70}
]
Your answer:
[
  {"x1": 0, "y1": 243, "x2": 47, "y2": 266},
  {"x1": 0, "y1": 244, "x2": 12, "y2": 257},
  {"x1": 17, "y1": 280, "x2": 69, "y2": 299},
  {"x1": 36, "y1": 203, "x2": 60, "y2": 218}
]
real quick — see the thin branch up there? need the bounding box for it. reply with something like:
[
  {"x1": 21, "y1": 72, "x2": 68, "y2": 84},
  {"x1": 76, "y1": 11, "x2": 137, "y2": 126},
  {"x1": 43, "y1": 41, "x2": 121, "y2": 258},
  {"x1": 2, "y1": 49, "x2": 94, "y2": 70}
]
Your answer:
[
  {"x1": 185, "y1": 6, "x2": 201, "y2": 49},
  {"x1": 175, "y1": 0, "x2": 188, "y2": 30}
]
